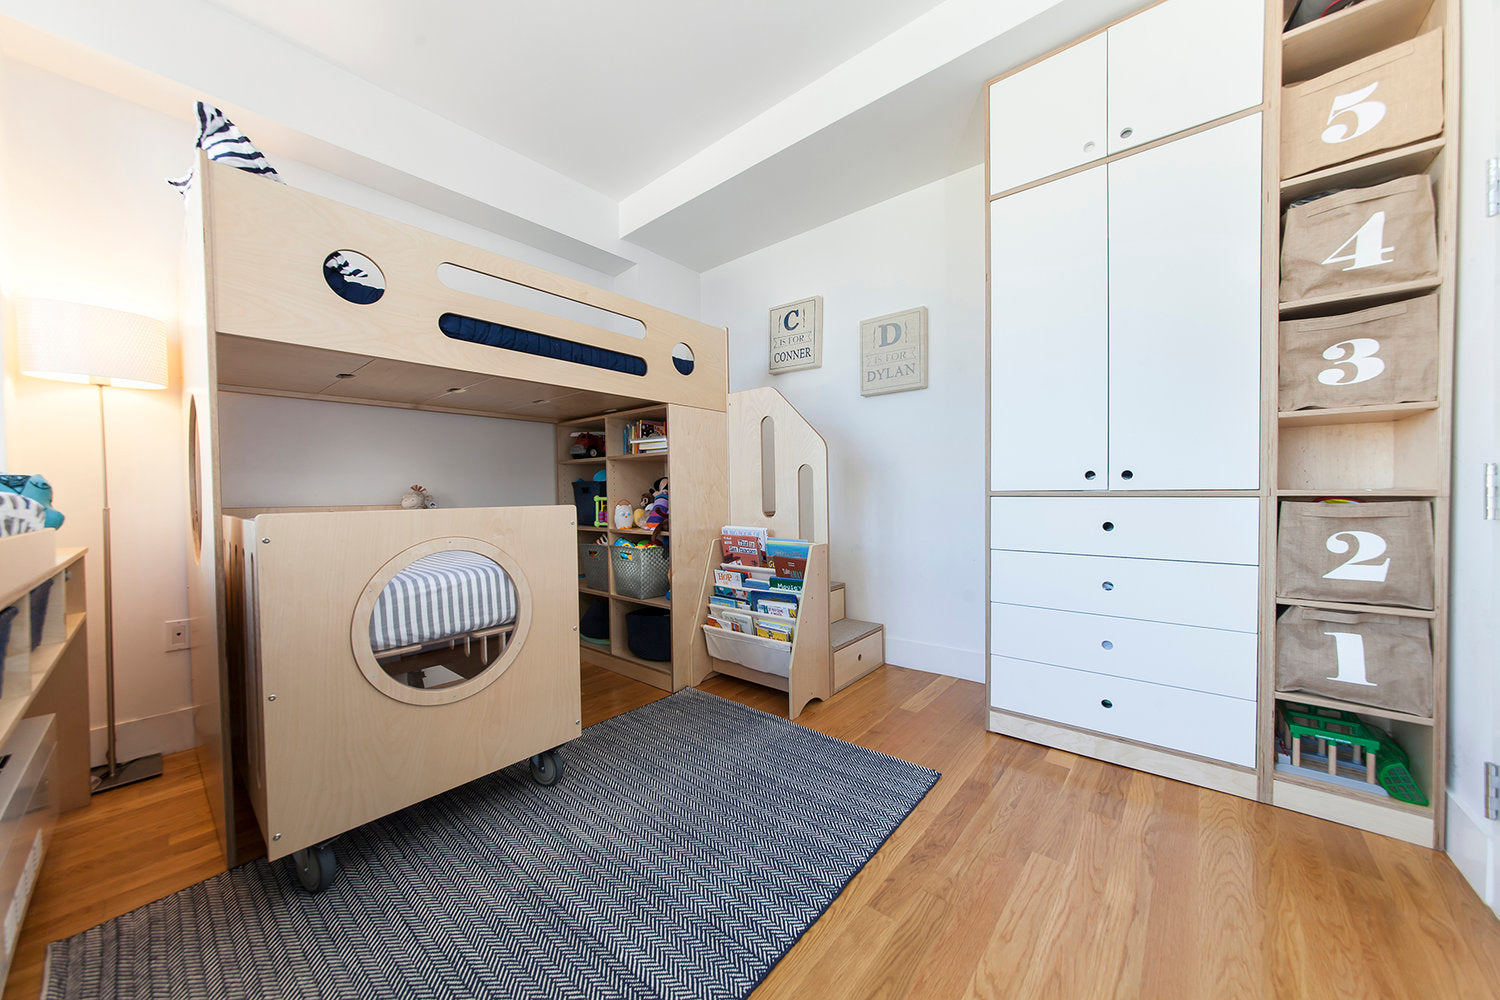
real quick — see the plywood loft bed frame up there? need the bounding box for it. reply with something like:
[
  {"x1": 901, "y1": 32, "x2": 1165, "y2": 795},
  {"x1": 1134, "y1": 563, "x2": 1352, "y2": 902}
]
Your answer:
[{"x1": 181, "y1": 155, "x2": 732, "y2": 870}]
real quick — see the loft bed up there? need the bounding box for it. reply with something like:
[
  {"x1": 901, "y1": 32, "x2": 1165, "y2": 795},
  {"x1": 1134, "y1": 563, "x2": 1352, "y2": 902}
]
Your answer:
[{"x1": 180, "y1": 156, "x2": 732, "y2": 878}]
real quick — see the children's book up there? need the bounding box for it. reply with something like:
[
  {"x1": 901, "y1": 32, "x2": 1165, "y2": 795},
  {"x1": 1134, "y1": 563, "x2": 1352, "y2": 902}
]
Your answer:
[
  {"x1": 709, "y1": 595, "x2": 751, "y2": 611},
  {"x1": 751, "y1": 592, "x2": 799, "y2": 618},
  {"x1": 765, "y1": 538, "x2": 811, "y2": 580},
  {"x1": 755, "y1": 619, "x2": 794, "y2": 643},
  {"x1": 721, "y1": 525, "x2": 768, "y2": 566},
  {"x1": 768, "y1": 577, "x2": 804, "y2": 593},
  {"x1": 719, "y1": 610, "x2": 754, "y2": 634}
]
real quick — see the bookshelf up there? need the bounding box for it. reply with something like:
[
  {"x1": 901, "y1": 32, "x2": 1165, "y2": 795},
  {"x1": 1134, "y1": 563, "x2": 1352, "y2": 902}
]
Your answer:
[{"x1": 557, "y1": 402, "x2": 727, "y2": 692}]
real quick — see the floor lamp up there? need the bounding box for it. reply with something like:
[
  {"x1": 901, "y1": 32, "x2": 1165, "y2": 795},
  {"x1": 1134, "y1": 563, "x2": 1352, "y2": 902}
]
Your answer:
[{"x1": 15, "y1": 298, "x2": 170, "y2": 793}]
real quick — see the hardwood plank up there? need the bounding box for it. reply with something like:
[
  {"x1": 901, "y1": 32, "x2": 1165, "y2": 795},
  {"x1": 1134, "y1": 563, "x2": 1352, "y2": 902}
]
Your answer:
[{"x1": 7, "y1": 663, "x2": 1500, "y2": 1000}]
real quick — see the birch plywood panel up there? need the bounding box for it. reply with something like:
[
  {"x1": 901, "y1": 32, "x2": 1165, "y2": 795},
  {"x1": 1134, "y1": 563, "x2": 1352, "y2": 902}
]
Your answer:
[
  {"x1": 250, "y1": 506, "x2": 580, "y2": 859},
  {"x1": 206, "y1": 163, "x2": 727, "y2": 413}
]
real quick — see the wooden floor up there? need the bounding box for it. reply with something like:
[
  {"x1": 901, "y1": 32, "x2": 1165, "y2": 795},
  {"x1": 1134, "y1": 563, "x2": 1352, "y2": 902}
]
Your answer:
[{"x1": 9, "y1": 662, "x2": 1500, "y2": 998}]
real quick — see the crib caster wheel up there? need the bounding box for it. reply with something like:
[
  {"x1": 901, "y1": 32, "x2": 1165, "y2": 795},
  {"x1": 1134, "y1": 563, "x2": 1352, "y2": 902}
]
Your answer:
[
  {"x1": 529, "y1": 749, "x2": 563, "y2": 786},
  {"x1": 293, "y1": 843, "x2": 338, "y2": 894}
]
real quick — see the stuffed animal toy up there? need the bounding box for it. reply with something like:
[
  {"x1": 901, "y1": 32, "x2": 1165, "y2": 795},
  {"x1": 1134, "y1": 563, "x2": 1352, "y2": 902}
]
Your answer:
[
  {"x1": 401, "y1": 484, "x2": 437, "y2": 509},
  {"x1": 0, "y1": 475, "x2": 64, "y2": 528},
  {"x1": 644, "y1": 476, "x2": 669, "y2": 541}
]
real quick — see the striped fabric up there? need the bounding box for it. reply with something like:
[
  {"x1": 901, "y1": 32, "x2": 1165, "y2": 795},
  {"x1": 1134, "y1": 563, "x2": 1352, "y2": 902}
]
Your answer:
[
  {"x1": 369, "y1": 550, "x2": 517, "y2": 653},
  {"x1": 167, "y1": 102, "x2": 283, "y2": 195}
]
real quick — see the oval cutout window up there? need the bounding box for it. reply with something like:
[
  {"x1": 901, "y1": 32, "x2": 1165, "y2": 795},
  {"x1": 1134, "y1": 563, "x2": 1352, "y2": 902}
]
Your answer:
[
  {"x1": 323, "y1": 250, "x2": 386, "y2": 305},
  {"x1": 351, "y1": 540, "x2": 529, "y2": 705},
  {"x1": 673, "y1": 342, "x2": 695, "y2": 375}
]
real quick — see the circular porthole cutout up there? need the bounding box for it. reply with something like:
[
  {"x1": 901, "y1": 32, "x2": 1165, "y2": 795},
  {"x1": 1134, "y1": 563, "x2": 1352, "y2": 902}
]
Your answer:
[
  {"x1": 323, "y1": 249, "x2": 386, "y2": 305},
  {"x1": 351, "y1": 537, "x2": 531, "y2": 706},
  {"x1": 672, "y1": 342, "x2": 695, "y2": 375}
]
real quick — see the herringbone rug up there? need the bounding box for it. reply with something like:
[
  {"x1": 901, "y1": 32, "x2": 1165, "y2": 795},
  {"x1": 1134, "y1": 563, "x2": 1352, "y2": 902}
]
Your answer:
[{"x1": 44, "y1": 688, "x2": 939, "y2": 999}]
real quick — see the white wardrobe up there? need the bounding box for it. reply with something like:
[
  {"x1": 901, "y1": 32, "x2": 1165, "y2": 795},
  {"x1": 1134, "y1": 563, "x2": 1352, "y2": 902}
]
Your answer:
[{"x1": 986, "y1": 0, "x2": 1269, "y2": 792}]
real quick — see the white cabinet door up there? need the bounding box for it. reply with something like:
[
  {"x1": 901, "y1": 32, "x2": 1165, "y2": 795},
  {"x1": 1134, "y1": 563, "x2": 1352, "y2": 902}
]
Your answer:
[
  {"x1": 988, "y1": 34, "x2": 1107, "y2": 195},
  {"x1": 991, "y1": 166, "x2": 1109, "y2": 491},
  {"x1": 1107, "y1": 114, "x2": 1263, "y2": 491},
  {"x1": 1106, "y1": 0, "x2": 1265, "y2": 155}
]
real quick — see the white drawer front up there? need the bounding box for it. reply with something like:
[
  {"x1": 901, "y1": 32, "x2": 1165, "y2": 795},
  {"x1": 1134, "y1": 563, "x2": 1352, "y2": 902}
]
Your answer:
[
  {"x1": 990, "y1": 550, "x2": 1258, "y2": 633},
  {"x1": 989, "y1": 497, "x2": 1259, "y2": 564},
  {"x1": 990, "y1": 603, "x2": 1257, "y2": 700},
  {"x1": 990, "y1": 655, "x2": 1256, "y2": 766}
]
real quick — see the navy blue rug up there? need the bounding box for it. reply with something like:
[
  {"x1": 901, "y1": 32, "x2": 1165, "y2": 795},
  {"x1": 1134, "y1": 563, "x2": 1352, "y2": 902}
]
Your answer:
[{"x1": 44, "y1": 688, "x2": 939, "y2": 999}]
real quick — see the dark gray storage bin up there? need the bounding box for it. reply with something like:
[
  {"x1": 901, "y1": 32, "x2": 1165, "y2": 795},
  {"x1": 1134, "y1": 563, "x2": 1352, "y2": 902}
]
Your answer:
[
  {"x1": 572, "y1": 479, "x2": 607, "y2": 525},
  {"x1": 626, "y1": 608, "x2": 671, "y2": 662},
  {"x1": 578, "y1": 543, "x2": 610, "y2": 591}
]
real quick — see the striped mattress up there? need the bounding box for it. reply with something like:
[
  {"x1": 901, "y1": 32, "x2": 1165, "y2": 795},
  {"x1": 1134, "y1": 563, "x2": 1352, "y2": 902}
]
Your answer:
[{"x1": 369, "y1": 550, "x2": 518, "y2": 653}]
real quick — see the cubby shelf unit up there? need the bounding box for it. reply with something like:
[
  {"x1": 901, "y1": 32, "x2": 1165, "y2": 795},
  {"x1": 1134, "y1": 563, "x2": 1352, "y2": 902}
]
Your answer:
[
  {"x1": 1263, "y1": 0, "x2": 1458, "y2": 848},
  {"x1": 558, "y1": 403, "x2": 727, "y2": 693}
]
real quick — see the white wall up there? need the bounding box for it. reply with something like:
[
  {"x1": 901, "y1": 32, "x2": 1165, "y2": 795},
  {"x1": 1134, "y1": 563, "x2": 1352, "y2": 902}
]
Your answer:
[
  {"x1": 701, "y1": 166, "x2": 988, "y2": 681},
  {"x1": 1445, "y1": 0, "x2": 1500, "y2": 912},
  {"x1": 0, "y1": 58, "x2": 195, "y2": 763},
  {"x1": 218, "y1": 394, "x2": 554, "y2": 510}
]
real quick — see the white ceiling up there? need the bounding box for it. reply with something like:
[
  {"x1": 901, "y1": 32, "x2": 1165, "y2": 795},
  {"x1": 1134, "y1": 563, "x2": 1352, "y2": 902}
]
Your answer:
[{"x1": 202, "y1": 0, "x2": 949, "y2": 199}]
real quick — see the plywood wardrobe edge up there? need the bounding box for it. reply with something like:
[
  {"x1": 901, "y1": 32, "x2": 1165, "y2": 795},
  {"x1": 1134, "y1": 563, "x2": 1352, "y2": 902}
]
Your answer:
[
  {"x1": 988, "y1": 709, "x2": 1261, "y2": 800},
  {"x1": 1271, "y1": 779, "x2": 1434, "y2": 846},
  {"x1": 182, "y1": 152, "x2": 238, "y2": 866},
  {"x1": 1427, "y1": 0, "x2": 1459, "y2": 851},
  {"x1": 1257, "y1": 0, "x2": 1285, "y2": 803}
]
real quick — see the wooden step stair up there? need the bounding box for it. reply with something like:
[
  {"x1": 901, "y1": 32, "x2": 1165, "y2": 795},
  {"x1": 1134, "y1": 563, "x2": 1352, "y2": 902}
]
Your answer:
[{"x1": 831, "y1": 616, "x2": 884, "y2": 693}]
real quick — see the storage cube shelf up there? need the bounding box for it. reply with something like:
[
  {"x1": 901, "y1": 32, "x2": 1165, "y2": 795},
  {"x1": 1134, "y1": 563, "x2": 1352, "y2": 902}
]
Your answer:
[
  {"x1": 1266, "y1": 0, "x2": 1457, "y2": 847},
  {"x1": 557, "y1": 403, "x2": 725, "y2": 690}
]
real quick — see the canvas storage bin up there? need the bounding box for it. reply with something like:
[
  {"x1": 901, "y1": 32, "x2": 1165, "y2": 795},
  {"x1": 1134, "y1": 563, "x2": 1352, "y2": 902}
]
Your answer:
[
  {"x1": 578, "y1": 542, "x2": 609, "y2": 591},
  {"x1": 1277, "y1": 501, "x2": 1434, "y2": 609},
  {"x1": 625, "y1": 608, "x2": 671, "y2": 662},
  {"x1": 1281, "y1": 30, "x2": 1443, "y2": 179},
  {"x1": 571, "y1": 479, "x2": 607, "y2": 525},
  {"x1": 1279, "y1": 294, "x2": 1438, "y2": 411},
  {"x1": 1276, "y1": 606, "x2": 1432, "y2": 716},
  {"x1": 1281, "y1": 175, "x2": 1438, "y2": 302},
  {"x1": 611, "y1": 545, "x2": 669, "y2": 600}
]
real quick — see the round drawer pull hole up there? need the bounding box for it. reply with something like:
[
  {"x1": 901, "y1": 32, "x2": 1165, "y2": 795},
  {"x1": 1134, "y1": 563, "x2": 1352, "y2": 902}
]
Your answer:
[
  {"x1": 1084, "y1": 470, "x2": 1097, "y2": 481},
  {"x1": 1120, "y1": 128, "x2": 1134, "y2": 139},
  {"x1": 1120, "y1": 470, "x2": 1134, "y2": 480},
  {"x1": 1102, "y1": 521, "x2": 1114, "y2": 531},
  {"x1": 1101, "y1": 581, "x2": 1114, "y2": 591},
  {"x1": 1101, "y1": 699, "x2": 1114, "y2": 709},
  {"x1": 1101, "y1": 640, "x2": 1113, "y2": 650}
]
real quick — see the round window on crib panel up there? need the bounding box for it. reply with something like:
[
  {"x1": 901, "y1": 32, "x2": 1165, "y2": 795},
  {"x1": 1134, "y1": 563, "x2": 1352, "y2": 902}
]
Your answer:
[
  {"x1": 672, "y1": 342, "x2": 695, "y2": 375},
  {"x1": 323, "y1": 250, "x2": 386, "y2": 305},
  {"x1": 350, "y1": 538, "x2": 532, "y2": 707}
]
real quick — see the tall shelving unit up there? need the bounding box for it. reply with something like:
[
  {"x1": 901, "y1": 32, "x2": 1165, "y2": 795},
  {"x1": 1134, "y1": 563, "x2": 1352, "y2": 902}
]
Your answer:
[
  {"x1": 557, "y1": 403, "x2": 727, "y2": 693},
  {"x1": 1266, "y1": 0, "x2": 1460, "y2": 847}
]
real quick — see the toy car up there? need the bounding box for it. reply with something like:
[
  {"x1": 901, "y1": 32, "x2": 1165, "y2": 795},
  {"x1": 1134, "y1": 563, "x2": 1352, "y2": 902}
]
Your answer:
[{"x1": 570, "y1": 431, "x2": 605, "y2": 458}]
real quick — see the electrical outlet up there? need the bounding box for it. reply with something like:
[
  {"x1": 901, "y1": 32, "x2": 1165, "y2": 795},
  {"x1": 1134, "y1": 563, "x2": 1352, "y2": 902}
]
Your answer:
[{"x1": 165, "y1": 620, "x2": 190, "y2": 652}]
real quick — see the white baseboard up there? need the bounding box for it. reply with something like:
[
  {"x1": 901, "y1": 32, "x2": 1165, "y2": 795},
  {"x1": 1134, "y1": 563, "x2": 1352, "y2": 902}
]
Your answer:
[
  {"x1": 1446, "y1": 789, "x2": 1498, "y2": 914},
  {"x1": 883, "y1": 636, "x2": 985, "y2": 683},
  {"x1": 90, "y1": 707, "x2": 196, "y2": 767}
]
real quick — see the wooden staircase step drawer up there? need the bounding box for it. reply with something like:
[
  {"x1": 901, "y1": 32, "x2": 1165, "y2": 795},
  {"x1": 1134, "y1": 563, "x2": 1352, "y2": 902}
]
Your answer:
[
  {"x1": 990, "y1": 655, "x2": 1256, "y2": 767},
  {"x1": 989, "y1": 497, "x2": 1259, "y2": 564},
  {"x1": 989, "y1": 603, "x2": 1257, "y2": 700},
  {"x1": 833, "y1": 630, "x2": 883, "y2": 692}
]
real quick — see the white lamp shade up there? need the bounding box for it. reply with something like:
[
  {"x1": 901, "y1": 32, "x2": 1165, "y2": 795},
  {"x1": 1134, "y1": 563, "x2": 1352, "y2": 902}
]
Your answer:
[{"x1": 15, "y1": 298, "x2": 169, "y2": 390}]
